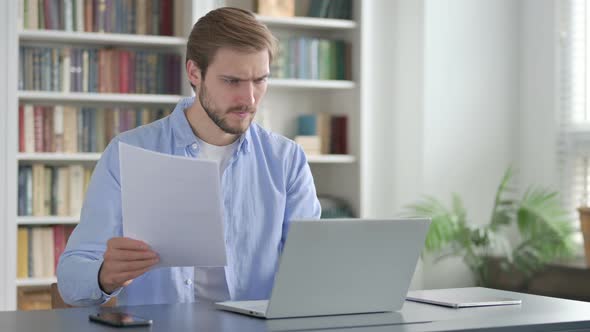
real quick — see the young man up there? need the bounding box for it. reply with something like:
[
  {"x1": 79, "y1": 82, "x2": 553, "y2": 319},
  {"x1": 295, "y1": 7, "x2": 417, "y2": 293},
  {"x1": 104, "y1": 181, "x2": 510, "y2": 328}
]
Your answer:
[{"x1": 57, "y1": 7, "x2": 321, "y2": 306}]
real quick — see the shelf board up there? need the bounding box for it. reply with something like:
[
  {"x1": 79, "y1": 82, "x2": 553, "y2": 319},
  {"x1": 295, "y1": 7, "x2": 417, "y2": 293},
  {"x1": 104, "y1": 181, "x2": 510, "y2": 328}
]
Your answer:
[
  {"x1": 18, "y1": 91, "x2": 183, "y2": 104},
  {"x1": 256, "y1": 15, "x2": 356, "y2": 30},
  {"x1": 16, "y1": 277, "x2": 57, "y2": 287},
  {"x1": 307, "y1": 155, "x2": 356, "y2": 163},
  {"x1": 18, "y1": 153, "x2": 101, "y2": 162},
  {"x1": 17, "y1": 153, "x2": 354, "y2": 164},
  {"x1": 19, "y1": 30, "x2": 186, "y2": 47},
  {"x1": 17, "y1": 216, "x2": 79, "y2": 225},
  {"x1": 269, "y1": 79, "x2": 355, "y2": 89}
]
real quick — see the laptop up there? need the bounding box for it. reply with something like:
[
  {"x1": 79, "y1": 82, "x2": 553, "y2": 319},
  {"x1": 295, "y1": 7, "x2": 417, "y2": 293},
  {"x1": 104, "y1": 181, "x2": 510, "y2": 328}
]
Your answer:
[
  {"x1": 406, "y1": 287, "x2": 522, "y2": 308},
  {"x1": 215, "y1": 218, "x2": 431, "y2": 319}
]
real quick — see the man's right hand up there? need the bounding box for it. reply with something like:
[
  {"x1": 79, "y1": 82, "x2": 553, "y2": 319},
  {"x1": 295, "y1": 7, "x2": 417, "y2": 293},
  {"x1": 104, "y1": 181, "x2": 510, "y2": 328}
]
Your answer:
[{"x1": 98, "y1": 237, "x2": 160, "y2": 294}]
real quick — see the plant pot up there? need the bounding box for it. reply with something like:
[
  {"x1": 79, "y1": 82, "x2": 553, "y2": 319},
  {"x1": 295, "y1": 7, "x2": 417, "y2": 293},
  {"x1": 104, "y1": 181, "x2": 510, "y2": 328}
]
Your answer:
[{"x1": 577, "y1": 207, "x2": 590, "y2": 266}]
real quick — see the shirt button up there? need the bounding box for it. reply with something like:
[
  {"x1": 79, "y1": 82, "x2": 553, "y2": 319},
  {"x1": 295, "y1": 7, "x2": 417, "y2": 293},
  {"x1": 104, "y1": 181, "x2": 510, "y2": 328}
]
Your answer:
[
  {"x1": 191, "y1": 143, "x2": 198, "y2": 150},
  {"x1": 185, "y1": 279, "x2": 193, "y2": 286}
]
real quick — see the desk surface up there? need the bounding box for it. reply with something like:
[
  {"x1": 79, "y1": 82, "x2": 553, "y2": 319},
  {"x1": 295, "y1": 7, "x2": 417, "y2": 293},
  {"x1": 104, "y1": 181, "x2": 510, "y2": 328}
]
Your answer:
[{"x1": 2, "y1": 287, "x2": 590, "y2": 332}]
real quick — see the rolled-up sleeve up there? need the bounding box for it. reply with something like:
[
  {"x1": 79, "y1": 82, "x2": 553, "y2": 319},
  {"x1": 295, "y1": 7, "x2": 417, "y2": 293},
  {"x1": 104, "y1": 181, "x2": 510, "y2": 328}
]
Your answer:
[
  {"x1": 281, "y1": 144, "x2": 322, "y2": 246},
  {"x1": 56, "y1": 138, "x2": 123, "y2": 306}
]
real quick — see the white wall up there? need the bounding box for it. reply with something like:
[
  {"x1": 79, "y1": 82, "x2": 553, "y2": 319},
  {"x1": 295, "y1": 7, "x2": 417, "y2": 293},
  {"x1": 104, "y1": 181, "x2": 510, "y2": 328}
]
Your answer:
[
  {"x1": 518, "y1": 0, "x2": 559, "y2": 191},
  {"x1": 420, "y1": 0, "x2": 521, "y2": 288},
  {"x1": 362, "y1": 0, "x2": 527, "y2": 289},
  {"x1": 361, "y1": 1, "x2": 425, "y2": 218},
  {"x1": 360, "y1": 0, "x2": 426, "y2": 289}
]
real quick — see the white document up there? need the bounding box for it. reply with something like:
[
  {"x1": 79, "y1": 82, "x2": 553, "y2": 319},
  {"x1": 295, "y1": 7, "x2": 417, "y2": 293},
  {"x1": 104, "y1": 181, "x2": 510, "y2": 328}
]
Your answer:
[{"x1": 119, "y1": 142, "x2": 227, "y2": 268}]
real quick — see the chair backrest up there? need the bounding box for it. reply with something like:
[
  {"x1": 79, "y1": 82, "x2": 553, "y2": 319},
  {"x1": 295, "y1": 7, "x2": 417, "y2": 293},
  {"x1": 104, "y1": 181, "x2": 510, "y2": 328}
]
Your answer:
[{"x1": 50, "y1": 283, "x2": 117, "y2": 309}]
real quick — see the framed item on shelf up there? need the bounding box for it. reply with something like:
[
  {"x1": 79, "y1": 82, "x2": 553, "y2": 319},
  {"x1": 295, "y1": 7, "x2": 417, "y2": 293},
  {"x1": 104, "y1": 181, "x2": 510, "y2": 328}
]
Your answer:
[{"x1": 256, "y1": 0, "x2": 295, "y2": 17}]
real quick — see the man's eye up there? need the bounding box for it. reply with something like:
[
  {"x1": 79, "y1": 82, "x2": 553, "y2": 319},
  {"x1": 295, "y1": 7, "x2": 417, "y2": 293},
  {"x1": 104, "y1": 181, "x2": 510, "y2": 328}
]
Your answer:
[
  {"x1": 254, "y1": 77, "x2": 268, "y2": 84},
  {"x1": 225, "y1": 79, "x2": 239, "y2": 85}
]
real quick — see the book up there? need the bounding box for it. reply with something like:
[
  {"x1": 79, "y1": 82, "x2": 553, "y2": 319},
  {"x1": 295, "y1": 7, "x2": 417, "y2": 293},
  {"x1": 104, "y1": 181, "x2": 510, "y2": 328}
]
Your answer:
[{"x1": 17, "y1": 228, "x2": 29, "y2": 278}]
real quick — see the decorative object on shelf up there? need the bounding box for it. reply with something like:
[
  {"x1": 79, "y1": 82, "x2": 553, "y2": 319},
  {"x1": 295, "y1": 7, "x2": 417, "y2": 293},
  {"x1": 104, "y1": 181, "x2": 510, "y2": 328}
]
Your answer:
[
  {"x1": 256, "y1": 0, "x2": 295, "y2": 17},
  {"x1": 307, "y1": 0, "x2": 353, "y2": 20},
  {"x1": 319, "y1": 195, "x2": 354, "y2": 218},
  {"x1": 405, "y1": 167, "x2": 576, "y2": 286},
  {"x1": 296, "y1": 113, "x2": 348, "y2": 155}
]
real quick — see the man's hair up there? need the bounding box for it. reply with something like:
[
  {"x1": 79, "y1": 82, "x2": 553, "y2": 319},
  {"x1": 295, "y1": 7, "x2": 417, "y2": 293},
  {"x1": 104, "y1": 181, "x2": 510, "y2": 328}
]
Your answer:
[{"x1": 186, "y1": 7, "x2": 278, "y2": 89}]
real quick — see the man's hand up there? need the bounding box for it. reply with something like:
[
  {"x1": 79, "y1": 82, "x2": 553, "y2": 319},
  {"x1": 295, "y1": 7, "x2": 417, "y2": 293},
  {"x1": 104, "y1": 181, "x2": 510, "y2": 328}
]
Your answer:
[{"x1": 98, "y1": 237, "x2": 159, "y2": 294}]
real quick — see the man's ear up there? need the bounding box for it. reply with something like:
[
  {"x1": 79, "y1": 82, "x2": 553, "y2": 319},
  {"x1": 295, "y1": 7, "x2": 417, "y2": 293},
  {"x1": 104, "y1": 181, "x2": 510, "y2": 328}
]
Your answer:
[{"x1": 186, "y1": 59, "x2": 202, "y2": 87}]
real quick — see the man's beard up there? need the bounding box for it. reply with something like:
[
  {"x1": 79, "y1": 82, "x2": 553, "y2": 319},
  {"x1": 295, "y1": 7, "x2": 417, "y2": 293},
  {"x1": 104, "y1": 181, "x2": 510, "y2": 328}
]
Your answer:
[{"x1": 198, "y1": 83, "x2": 254, "y2": 135}]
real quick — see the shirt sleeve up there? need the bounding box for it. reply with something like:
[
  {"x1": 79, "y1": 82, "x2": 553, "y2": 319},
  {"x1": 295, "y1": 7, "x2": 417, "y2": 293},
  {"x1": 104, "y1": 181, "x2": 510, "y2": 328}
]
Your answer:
[
  {"x1": 281, "y1": 144, "x2": 322, "y2": 246},
  {"x1": 56, "y1": 138, "x2": 123, "y2": 306}
]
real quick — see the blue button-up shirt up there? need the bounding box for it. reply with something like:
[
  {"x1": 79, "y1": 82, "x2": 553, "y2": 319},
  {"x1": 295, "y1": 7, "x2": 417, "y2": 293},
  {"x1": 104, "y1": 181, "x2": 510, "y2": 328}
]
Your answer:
[{"x1": 57, "y1": 97, "x2": 322, "y2": 306}]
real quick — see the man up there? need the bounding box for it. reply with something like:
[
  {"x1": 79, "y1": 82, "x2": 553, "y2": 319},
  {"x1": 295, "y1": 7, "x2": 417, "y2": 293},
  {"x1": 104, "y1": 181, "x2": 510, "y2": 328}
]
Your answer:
[{"x1": 57, "y1": 7, "x2": 321, "y2": 306}]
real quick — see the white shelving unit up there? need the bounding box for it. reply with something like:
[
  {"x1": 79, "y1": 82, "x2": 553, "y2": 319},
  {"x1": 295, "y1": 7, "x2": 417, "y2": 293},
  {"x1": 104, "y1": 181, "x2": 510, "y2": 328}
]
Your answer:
[
  {"x1": 227, "y1": 0, "x2": 364, "y2": 217},
  {"x1": 1, "y1": 0, "x2": 365, "y2": 311},
  {"x1": 307, "y1": 155, "x2": 356, "y2": 164},
  {"x1": 19, "y1": 30, "x2": 187, "y2": 47},
  {"x1": 17, "y1": 217, "x2": 79, "y2": 226},
  {"x1": 17, "y1": 153, "x2": 102, "y2": 162},
  {"x1": 256, "y1": 15, "x2": 357, "y2": 30},
  {"x1": 2, "y1": 0, "x2": 198, "y2": 311},
  {"x1": 17, "y1": 91, "x2": 184, "y2": 105},
  {"x1": 16, "y1": 277, "x2": 57, "y2": 287},
  {"x1": 269, "y1": 79, "x2": 355, "y2": 89}
]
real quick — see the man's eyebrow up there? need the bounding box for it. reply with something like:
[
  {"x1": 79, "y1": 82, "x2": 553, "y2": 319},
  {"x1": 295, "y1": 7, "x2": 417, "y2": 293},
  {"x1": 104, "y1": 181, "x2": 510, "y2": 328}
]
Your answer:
[{"x1": 219, "y1": 74, "x2": 270, "y2": 81}]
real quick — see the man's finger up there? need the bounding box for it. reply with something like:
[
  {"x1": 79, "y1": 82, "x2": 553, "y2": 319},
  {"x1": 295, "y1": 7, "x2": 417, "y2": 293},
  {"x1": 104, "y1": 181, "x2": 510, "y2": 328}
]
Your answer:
[
  {"x1": 110, "y1": 257, "x2": 159, "y2": 273},
  {"x1": 108, "y1": 237, "x2": 150, "y2": 251},
  {"x1": 113, "y1": 265, "x2": 156, "y2": 285},
  {"x1": 111, "y1": 249, "x2": 159, "y2": 261}
]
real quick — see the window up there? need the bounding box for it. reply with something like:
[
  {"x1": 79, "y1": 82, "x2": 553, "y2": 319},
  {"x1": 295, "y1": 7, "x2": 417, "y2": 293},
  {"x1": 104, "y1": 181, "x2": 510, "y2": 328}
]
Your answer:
[{"x1": 559, "y1": 0, "x2": 590, "y2": 231}]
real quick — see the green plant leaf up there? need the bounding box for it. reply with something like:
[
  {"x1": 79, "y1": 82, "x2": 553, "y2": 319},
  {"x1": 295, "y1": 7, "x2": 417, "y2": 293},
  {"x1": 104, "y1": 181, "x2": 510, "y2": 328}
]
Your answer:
[{"x1": 404, "y1": 196, "x2": 460, "y2": 252}]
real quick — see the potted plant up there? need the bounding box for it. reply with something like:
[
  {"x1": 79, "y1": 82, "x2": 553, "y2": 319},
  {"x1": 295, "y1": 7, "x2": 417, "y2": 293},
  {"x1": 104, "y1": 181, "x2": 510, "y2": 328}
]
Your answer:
[{"x1": 405, "y1": 168, "x2": 576, "y2": 288}]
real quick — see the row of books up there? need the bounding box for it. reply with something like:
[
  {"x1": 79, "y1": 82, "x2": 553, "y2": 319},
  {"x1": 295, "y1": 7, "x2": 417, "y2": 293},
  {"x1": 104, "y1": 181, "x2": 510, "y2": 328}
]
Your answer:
[
  {"x1": 19, "y1": 46, "x2": 182, "y2": 94},
  {"x1": 256, "y1": 0, "x2": 352, "y2": 20},
  {"x1": 17, "y1": 225, "x2": 76, "y2": 278},
  {"x1": 296, "y1": 113, "x2": 348, "y2": 155},
  {"x1": 273, "y1": 38, "x2": 351, "y2": 80},
  {"x1": 18, "y1": 164, "x2": 93, "y2": 217},
  {"x1": 18, "y1": 104, "x2": 171, "y2": 153},
  {"x1": 20, "y1": 0, "x2": 174, "y2": 36},
  {"x1": 307, "y1": 0, "x2": 353, "y2": 19}
]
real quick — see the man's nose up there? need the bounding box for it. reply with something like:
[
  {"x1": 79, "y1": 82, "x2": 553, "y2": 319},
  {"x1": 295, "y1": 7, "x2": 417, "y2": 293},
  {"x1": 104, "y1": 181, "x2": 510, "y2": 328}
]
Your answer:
[{"x1": 238, "y1": 82, "x2": 255, "y2": 106}]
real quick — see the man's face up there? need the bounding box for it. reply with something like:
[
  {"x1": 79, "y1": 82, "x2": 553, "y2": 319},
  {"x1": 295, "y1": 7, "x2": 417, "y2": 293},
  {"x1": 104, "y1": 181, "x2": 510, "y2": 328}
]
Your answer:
[{"x1": 197, "y1": 48, "x2": 269, "y2": 135}]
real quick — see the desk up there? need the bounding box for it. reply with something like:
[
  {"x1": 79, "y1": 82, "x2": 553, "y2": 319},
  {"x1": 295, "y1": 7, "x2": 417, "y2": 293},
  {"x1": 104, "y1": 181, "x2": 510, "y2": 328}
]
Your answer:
[{"x1": 2, "y1": 288, "x2": 590, "y2": 331}]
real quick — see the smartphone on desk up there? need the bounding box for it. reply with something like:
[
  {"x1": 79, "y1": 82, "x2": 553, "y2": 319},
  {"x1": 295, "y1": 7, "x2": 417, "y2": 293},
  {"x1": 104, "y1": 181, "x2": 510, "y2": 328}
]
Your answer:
[{"x1": 89, "y1": 312, "x2": 153, "y2": 327}]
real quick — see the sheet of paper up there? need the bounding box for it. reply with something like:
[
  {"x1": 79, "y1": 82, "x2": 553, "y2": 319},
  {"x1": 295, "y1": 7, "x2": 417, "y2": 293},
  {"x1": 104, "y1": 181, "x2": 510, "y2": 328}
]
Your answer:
[{"x1": 119, "y1": 142, "x2": 227, "y2": 268}]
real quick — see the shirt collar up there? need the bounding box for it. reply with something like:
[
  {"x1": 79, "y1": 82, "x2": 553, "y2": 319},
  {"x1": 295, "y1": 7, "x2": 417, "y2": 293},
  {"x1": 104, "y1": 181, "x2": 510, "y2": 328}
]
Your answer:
[{"x1": 170, "y1": 96, "x2": 251, "y2": 154}]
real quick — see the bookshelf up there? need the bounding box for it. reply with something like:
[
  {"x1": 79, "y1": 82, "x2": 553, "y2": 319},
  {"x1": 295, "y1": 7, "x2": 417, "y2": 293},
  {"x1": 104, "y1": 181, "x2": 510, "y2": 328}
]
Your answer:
[
  {"x1": 17, "y1": 216, "x2": 79, "y2": 226},
  {"x1": 18, "y1": 91, "x2": 184, "y2": 104},
  {"x1": 19, "y1": 30, "x2": 187, "y2": 47},
  {"x1": 268, "y1": 78, "x2": 355, "y2": 89},
  {"x1": 2, "y1": 0, "x2": 197, "y2": 311},
  {"x1": 230, "y1": 0, "x2": 363, "y2": 218},
  {"x1": 256, "y1": 15, "x2": 357, "y2": 30},
  {"x1": 16, "y1": 277, "x2": 57, "y2": 288},
  {"x1": 1, "y1": 0, "x2": 365, "y2": 311}
]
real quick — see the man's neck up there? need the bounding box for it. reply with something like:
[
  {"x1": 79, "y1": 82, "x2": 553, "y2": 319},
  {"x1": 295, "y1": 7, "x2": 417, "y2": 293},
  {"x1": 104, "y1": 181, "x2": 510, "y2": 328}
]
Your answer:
[{"x1": 184, "y1": 98, "x2": 239, "y2": 146}]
